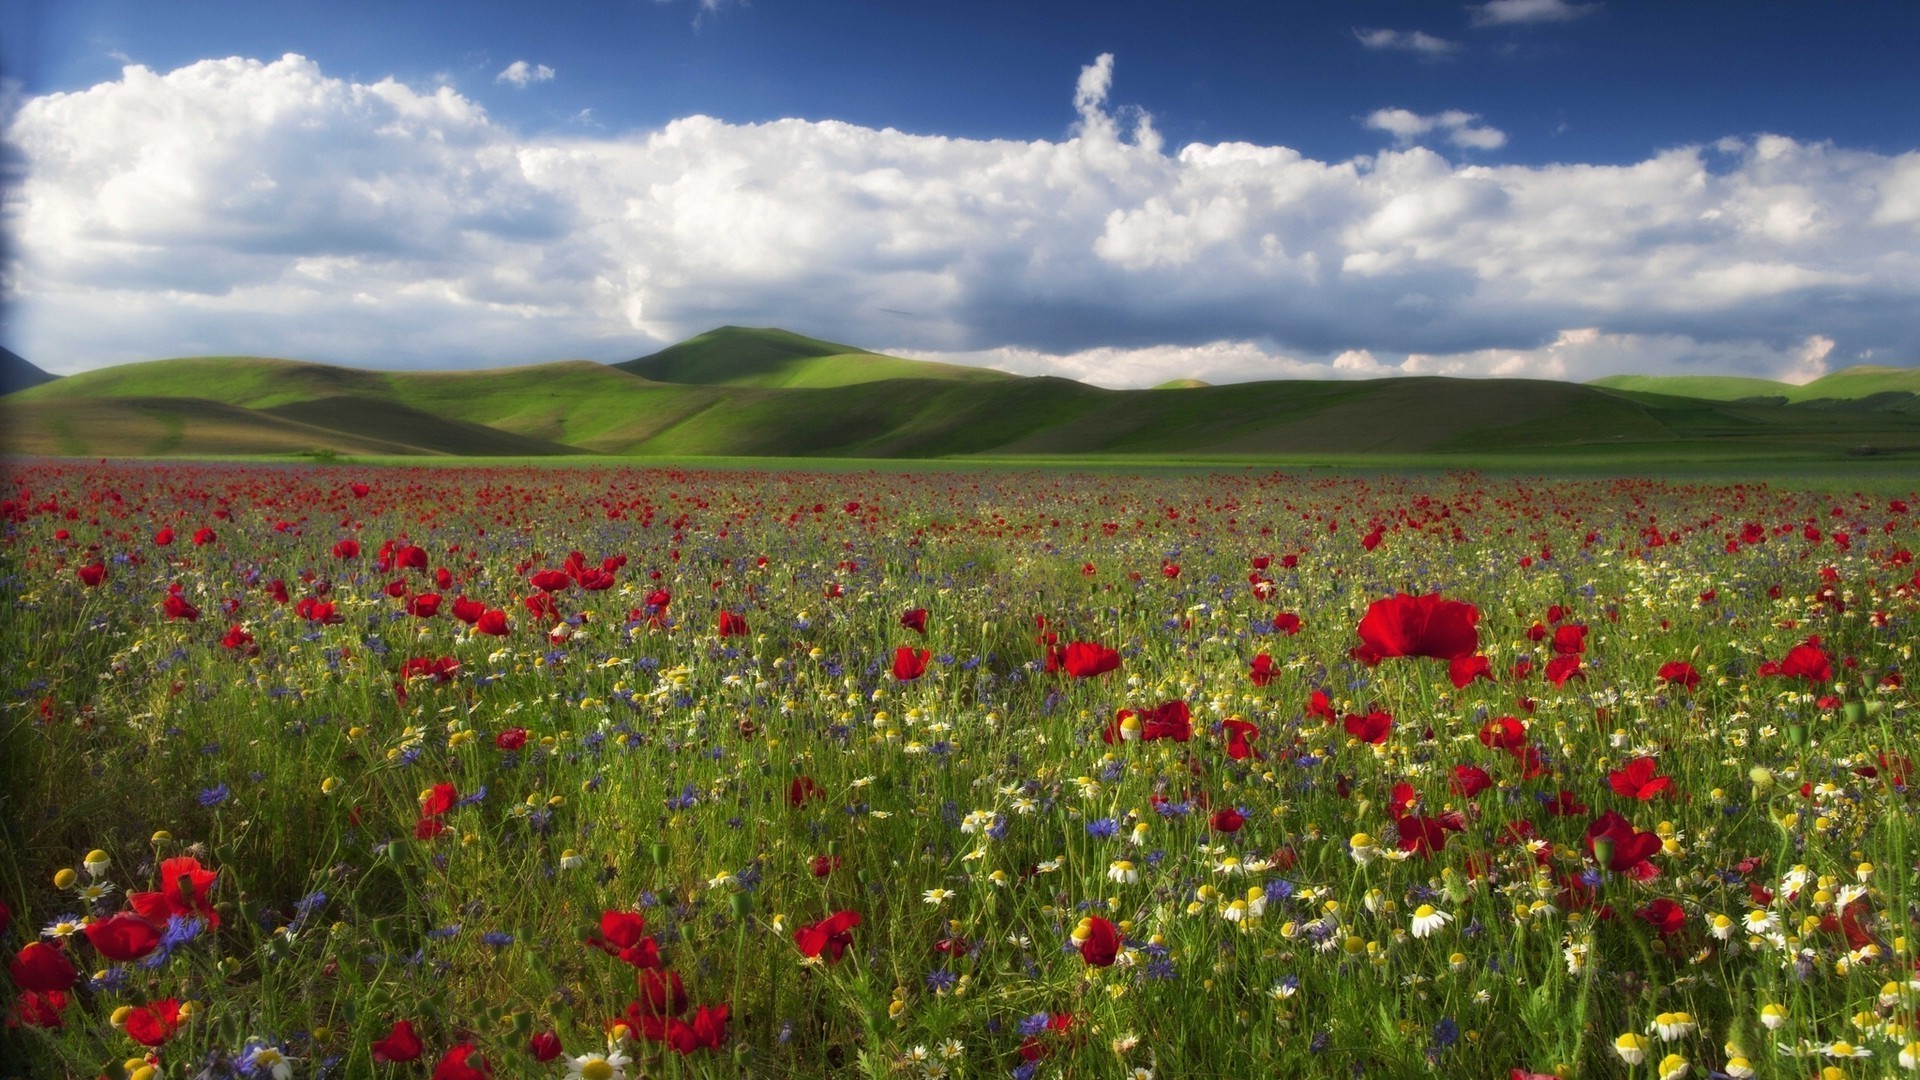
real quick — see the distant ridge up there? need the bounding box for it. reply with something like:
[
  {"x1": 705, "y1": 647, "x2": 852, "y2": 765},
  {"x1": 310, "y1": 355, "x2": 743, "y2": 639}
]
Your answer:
[
  {"x1": 1592, "y1": 366, "x2": 1920, "y2": 406},
  {"x1": 616, "y1": 326, "x2": 1016, "y2": 388},
  {"x1": 1153, "y1": 378, "x2": 1212, "y2": 389},
  {"x1": 0, "y1": 347, "x2": 58, "y2": 396},
  {"x1": 5, "y1": 328, "x2": 1919, "y2": 461}
]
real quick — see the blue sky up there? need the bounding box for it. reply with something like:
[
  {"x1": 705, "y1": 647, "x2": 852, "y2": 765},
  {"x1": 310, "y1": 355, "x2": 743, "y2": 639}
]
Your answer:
[{"x1": 4, "y1": 0, "x2": 1918, "y2": 384}]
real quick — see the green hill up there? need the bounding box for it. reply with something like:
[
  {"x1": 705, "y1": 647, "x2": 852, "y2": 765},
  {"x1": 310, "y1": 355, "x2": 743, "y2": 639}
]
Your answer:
[
  {"x1": 1592, "y1": 365, "x2": 1920, "y2": 406},
  {"x1": 615, "y1": 326, "x2": 1015, "y2": 388},
  {"x1": 7, "y1": 330, "x2": 1920, "y2": 462}
]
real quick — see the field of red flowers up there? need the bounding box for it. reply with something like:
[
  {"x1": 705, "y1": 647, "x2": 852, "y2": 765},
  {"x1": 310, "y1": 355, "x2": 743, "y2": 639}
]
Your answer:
[{"x1": 2, "y1": 461, "x2": 1917, "y2": 1079}]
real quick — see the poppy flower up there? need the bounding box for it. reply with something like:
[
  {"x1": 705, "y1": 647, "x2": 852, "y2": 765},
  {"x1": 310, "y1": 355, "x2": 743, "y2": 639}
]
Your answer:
[
  {"x1": 636, "y1": 969, "x2": 689, "y2": 1018},
  {"x1": 1352, "y1": 593, "x2": 1481, "y2": 664},
  {"x1": 451, "y1": 596, "x2": 485, "y2": 624},
  {"x1": 1222, "y1": 717, "x2": 1263, "y2": 761},
  {"x1": 332, "y1": 539, "x2": 360, "y2": 559},
  {"x1": 900, "y1": 608, "x2": 928, "y2": 634},
  {"x1": 8, "y1": 941, "x2": 77, "y2": 993},
  {"x1": 527, "y1": 1031, "x2": 563, "y2": 1062},
  {"x1": 1636, "y1": 897, "x2": 1687, "y2": 937},
  {"x1": 395, "y1": 545, "x2": 429, "y2": 571},
  {"x1": 1656, "y1": 661, "x2": 1701, "y2": 691},
  {"x1": 1306, "y1": 689, "x2": 1336, "y2": 721},
  {"x1": 1272, "y1": 612, "x2": 1302, "y2": 635},
  {"x1": 665, "y1": 1003, "x2": 730, "y2": 1054},
  {"x1": 1248, "y1": 653, "x2": 1277, "y2": 686},
  {"x1": 1103, "y1": 700, "x2": 1192, "y2": 744},
  {"x1": 495, "y1": 727, "x2": 528, "y2": 750},
  {"x1": 128, "y1": 855, "x2": 220, "y2": 929},
  {"x1": 421, "y1": 782, "x2": 458, "y2": 817},
  {"x1": 1585, "y1": 812, "x2": 1663, "y2": 879},
  {"x1": 794, "y1": 910, "x2": 860, "y2": 964},
  {"x1": 587, "y1": 910, "x2": 660, "y2": 969},
  {"x1": 809, "y1": 855, "x2": 843, "y2": 878},
  {"x1": 787, "y1": 775, "x2": 825, "y2": 807},
  {"x1": 892, "y1": 646, "x2": 931, "y2": 681},
  {"x1": 1448, "y1": 655, "x2": 1493, "y2": 688},
  {"x1": 1608, "y1": 757, "x2": 1673, "y2": 801},
  {"x1": 1450, "y1": 765, "x2": 1494, "y2": 798},
  {"x1": 77, "y1": 562, "x2": 107, "y2": 587},
  {"x1": 82, "y1": 913, "x2": 161, "y2": 961},
  {"x1": 371, "y1": 1019, "x2": 424, "y2": 1063},
  {"x1": 1076, "y1": 916, "x2": 1121, "y2": 967},
  {"x1": 1061, "y1": 641, "x2": 1120, "y2": 678},
  {"x1": 1395, "y1": 813, "x2": 1465, "y2": 857},
  {"x1": 528, "y1": 569, "x2": 571, "y2": 593},
  {"x1": 716, "y1": 611, "x2": 749, "y2": 638},
  {"x1": 431, "y1": 1044, "x2": 491, "y2": 1080},
  {"x1": 475, "y1": 609, "x2": 510, "y2": 636},
  {"x1": 162, "y1": 592, "x2": 200, "y2": 622},
  {"x1": 124, "y1": 998, "x2": 182, "y2": 1047},
  {"x1": 1551, "y1": 624, "x2": 1588, "y2": 655},
  {"x1": 406, "y1": 593, "x2": 442, "y2": 618},
  {"x1": 1343, "y1": 709, "x2": 1393, "y2": 745},
  {"x1": 1544, "y1": 654, "x2": 1585, "y2": 687},
  {"x1": 1760, "y1": 637, "x2": 1832, "y2": 683},
  {"x1": 153, "y1": 528, "x2": 174, "y2": 546},
  {"x1": 1210, "y1": 808, "x2": 1246, "y2": 833},
  {"x1": 1544, "y1": 789, "x2": 1588, "y2": 816}
]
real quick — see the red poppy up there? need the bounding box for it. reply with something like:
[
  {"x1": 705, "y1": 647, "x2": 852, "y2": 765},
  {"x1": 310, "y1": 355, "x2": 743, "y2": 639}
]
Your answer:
[
  {"x1": 394, "y1": 545, "x2": 429, "y2": 571},
  {"x1": 1248, "y1": 653, "x2": 1277, "y2": 686},
  {"x1": 529, "y1": 569, "x2": 571, "y2": 593},
  {"x1": 1478, "y1": 716, "x2": 1526, "y2": 752},
  {"x1": 1550, "y1": 624, "x2": 1588, "y2": 655},
  {"x1": 1449, "y1": 765, "x2": 1494, "y2": 798},
  {"x1": 1343, "y1": 709, "x2": 1392, "y2": 745},
  {"x1": 7, "y1": 989, "x2": 67, "y2": 1029},
  {"x1": 1061, "y1": 641, "x2": 1120, "y2": 678},
  {"x1": 77, "y1": 562, "x2": 107, "y2": 587},
  {"x1": 1448, "y1": 655, "x2": 1493, "y2": 688},
  {"x1": 809, "y1": 855, "x2": 843, "y2": 878},
  {"x1": 421, "y1": 782, "x2": 458, "y2": 817},
  {"x1": 900, "y1": 608, "x2": 929, "y2": 634},
  {"x1": 8, "y1": 941, "x2": 77, "y2": 993},
  {"x1": 1222, "y1": 717, "x2": 1263, "y2": 761},
  {"x1": 1608, "y1": 757, "x2": 1673, "y2": 801},
  {"x1": 1078, "y1": 916, "x2": 1121, "y2": 967},
  {"x1": 524, "y1": 591, "x2": 558, "y2": 619},
  {"x1": 1656, "y1": 661, "x2": 1701, "y2": 691},
  {"x1": 717, "y1": 611, "x2": 749, "y2": 638},
  {"x1": 892, "y1": 646, "x2": 931, "y2": 681},
  {"x1": 1101, "y1": 700, "x2": 1192, "y2": 744},
  {"x1": 587, "y1": 910, "x2": 661, "y2": 969},
  {"x1": 451, "y1": 596, "x2": 486, "y2": 624},
  {"x1": 153, "y1": 528, "x2": 174, "y2": 546},
  {"x1": 636, "y1": 969, "x2": 689, "y2": 1018},
  {"x1": 1585, "y1": 812, "x2": 1663, "y2": 879},
  {"x1": 787, "y1": 775, "x2": 825, "y2": 807},
  {"x1": 1544, "y1": 789, "x2": 1588, "y2": 817},
  {"x1": 371, "y1": 1019, "x2": 424, "y2": 1063},
  {"x1": 1272, "y1": 612, "x2": 1302, "y2": 635},
  {"x1": 475, "y1": 609, "x2": 510, "y2": 636},
  {"x1": 1352, "y1": 593, "x2": 1481, "y2": 664},
  {"x1": 406, "y1": 593, "x2": 442, "y2": 618},
  {"x1": 1760, "y1": 637, "x2": 1832, "y2": 683},
  {"x1": 332, "y1": 539, "x2": 360, "y2": 559},
  {"x1": 82, "y1": 913, "x2": 162, "y2": 961},
  {"x1": 527, "y1": 1031, "x2": 563, "y2": 1062},
  {"x1": 794, "y1": 910, "x2": 860, "y2": 964},
  {"x1": 163, "y1": 592, "x2": 200, "y2": 622},
  {"x1": 1306, "y1": 689, "x2": 1335, "y2": 721},
  {"x1": 128, "y1": 855, "x2": 220, "y2": 929},
  {"x1": 1395, "y1": 813, "x2": 1465, "y2": 856},
  {"x1": 1544, "y1": 654, "x2": 1584, "y2": 687},
  {"x1": 431, "y1": 1044, "x2": 491, "y2": 1080},
  {"x1": 666, "y1": 1003, "x2": 730, "y2": 1054},
  {"x1": 495, "y1": 727, "x2": 528, "y2": 750},
  {"x1": 1636, "y1": 897, "x2": 1687, "y2": 937},
  {"x1": 1210, "y1": 808, "x2": 1246, "y2": 833},
  {"x1": 124, "y1": 998, "x2": 182, "y2": 1047}
]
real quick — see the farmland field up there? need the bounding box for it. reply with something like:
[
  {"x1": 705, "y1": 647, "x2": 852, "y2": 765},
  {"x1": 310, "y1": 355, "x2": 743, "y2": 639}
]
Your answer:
[{"x1": 2, "y1": 460, "x2": 1917, "y2": 1079}]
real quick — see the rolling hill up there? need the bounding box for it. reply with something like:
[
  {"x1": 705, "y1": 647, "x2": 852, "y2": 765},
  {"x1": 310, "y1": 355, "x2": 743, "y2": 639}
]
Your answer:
[
  {"x1": 1592, "y1": 366, "x2": 1920, "y2": 408},
  {"x1": 5, "y1": 329, "x2": 1919, "y2": 462}
]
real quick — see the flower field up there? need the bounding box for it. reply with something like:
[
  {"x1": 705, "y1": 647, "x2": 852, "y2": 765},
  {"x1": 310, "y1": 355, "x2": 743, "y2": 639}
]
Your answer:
[{"x1": 2, "y1": 461, "x2": 1917, "y2": 1080}]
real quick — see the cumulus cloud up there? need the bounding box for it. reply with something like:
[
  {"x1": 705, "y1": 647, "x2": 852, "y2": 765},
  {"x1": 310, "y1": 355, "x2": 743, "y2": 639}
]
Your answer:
[
  {"x1": 1365, "y1": 108, "x2": 1508, "y2": 150},
  {"x1": 1355, "y1": 28, "x2": 1460, "y2": 56},
  {"x1": 495, "y1": 61, "x2": 555, "y2": 87},
  {"x1": 4, "y1": 52, "x2": 1917, "y2": 385},
  {"x1": 1469, "y1": 0, "x2": 1600, "y2": 26}
]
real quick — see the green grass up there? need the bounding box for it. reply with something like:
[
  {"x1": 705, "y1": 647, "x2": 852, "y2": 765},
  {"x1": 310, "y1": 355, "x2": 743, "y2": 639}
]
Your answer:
[
  {"x1": 1593, "y1": 365, "x2": 1920, "y2": 405},
  {"x1": 615, "y1": 326, "x2": 1017, "y2": 388}
]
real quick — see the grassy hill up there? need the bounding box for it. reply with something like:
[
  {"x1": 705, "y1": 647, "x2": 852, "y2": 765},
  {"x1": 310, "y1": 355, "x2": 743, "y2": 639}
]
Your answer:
[
  {"x1": 1593, "y1": 365, "x2": 1920, "y2": 407},
  {"x1": 616, "y1": 326, "x2": 1016, "y2": 388},
  {"x1": 6, "y1": 330, "x2": 1920, "y2": 462}
]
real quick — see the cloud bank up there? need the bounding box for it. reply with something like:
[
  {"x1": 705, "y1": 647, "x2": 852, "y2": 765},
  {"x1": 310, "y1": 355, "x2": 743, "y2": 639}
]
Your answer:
[{"x1": 6, "y1": 53, "x2": 1917, "y2": 386}]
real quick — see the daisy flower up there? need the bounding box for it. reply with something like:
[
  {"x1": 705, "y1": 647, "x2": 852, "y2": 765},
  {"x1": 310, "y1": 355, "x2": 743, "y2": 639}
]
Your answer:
[
  {"x1": 1614, "y1": 1033, "x2": 1649, "y2": 1065},
  {"x1": 1651, "y1": 1012, "x2": 1696, "y2": 1041},
  {"x1": 565, "y1": 1048, "x2": 632, "y2": 1080},
  {"x1": 923, "y1": 888, "x2": 955, "y2": 906},
  {"x1": 1409, "y1": 905, "x2": 1452, "y2": 938}
]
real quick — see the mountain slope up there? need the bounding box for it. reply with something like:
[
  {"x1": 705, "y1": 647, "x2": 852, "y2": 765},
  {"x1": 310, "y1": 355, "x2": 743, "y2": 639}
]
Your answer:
[
  {"x1": 616, "y1": 326, "x2": 1015, "y2": 388},
  {"x1": 0, "y1": 348, "x2": 59, "y2": 395}
]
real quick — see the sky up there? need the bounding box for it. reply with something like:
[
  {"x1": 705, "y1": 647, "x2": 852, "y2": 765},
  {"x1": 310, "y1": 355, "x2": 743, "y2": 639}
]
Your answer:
[{"x1": 3, "y1": 0, "x2": 1918, "y2": 386}]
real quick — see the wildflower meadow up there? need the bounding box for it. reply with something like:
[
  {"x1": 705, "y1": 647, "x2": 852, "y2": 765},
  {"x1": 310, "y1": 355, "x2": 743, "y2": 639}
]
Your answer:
[{"x1": 2, "y1": 460, "x2": 1917, "y2": 1080}]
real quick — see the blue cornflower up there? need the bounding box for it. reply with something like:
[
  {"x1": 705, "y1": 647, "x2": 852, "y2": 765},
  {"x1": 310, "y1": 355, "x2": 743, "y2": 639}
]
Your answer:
[
  {"x1": 1086, "y1": 817, "x2": 1118, "y2": 839},
  {"x1": 481, "y1": 931, "x2": 514, "y2": 949},
  {"x1": 924, "y1": 969, "x2": 959, "y2": 993},
  {"x1": 1017, "y1": 1013, "x2": 1052, "y2": 1037},
  {"x1": 142, "y1": 915, "x2": 205, "y2": 969},
  {"x1": 197, "y1": 783, "x2": 232, "y2": 807}
]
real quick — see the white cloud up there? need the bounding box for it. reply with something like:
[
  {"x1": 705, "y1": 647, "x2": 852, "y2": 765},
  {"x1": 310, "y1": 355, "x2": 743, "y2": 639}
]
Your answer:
[
  {"x1": 1470, "y1": 0, "x2": 1600, "y2": 26},
  {"x1": 1365, "y1": 108, "x2": 1507, "y2": 150},
  {"x1": 1354, "y1": 28, "x2": 1460, "y2": 56},
  {"x1": 495, "y1": 61, "x2": 555, "y2": 88},
  {"x1": 5, "y1": 52, "x2": 1917, "y2": 384}
]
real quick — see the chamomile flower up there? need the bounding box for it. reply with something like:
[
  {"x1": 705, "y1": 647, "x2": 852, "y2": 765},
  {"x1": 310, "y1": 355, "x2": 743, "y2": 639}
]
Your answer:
[
  {"x1": 1348, "y1": 832, "x2": 1378, "y2": 865},
  {"x1": 1759, "y1": 1003, "x2": 1789, "y2": 1030},
  {"x1": 1614, "y1": 1033, "x2": 1650, "y2": 1065},
  {"x1": 923, "y1": 888, "x2": 955, "y2": 906},
  {"x1": 1409, "y1": 905, "x2": 1452, "y2": 938},
  {"x1": 565, "y1": 1048, "x2": 633, "y2": 1080},
  {"x1": 1651, "y1": 1012, "x2": 1696, "y2": 1041},
  {"x1": 1108, "y1": 859, "x2": 1138, "y2": 884},
  {"x1": 1656, "y1": 1052, "x2": 1689, "y2": 1080}
]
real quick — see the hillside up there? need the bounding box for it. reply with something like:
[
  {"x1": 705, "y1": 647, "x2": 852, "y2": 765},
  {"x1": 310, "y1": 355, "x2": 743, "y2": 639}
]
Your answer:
[
  {"x1": 1, "y1": 348, "x2": 58, "y2": 395},
  {"x1": 1593, "y1": 365, "x2": 1920, "y2": 408},
  {"x1": 6, "y1": 330, "x2": 1920, "y2": 461},
  {"x1": 615, "y1": 326, "x2": 1016, "y2": 388}
]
